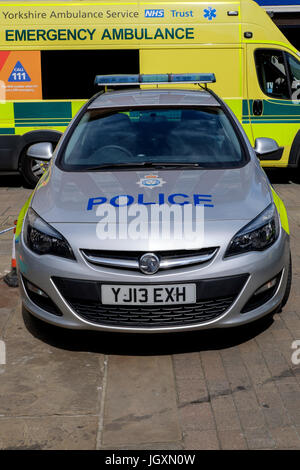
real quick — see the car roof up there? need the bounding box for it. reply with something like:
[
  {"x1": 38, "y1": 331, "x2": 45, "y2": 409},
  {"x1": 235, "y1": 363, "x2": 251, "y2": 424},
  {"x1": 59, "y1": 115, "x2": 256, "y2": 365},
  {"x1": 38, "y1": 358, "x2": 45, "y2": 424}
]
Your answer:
[{"x1": 88, "y1": 88, "x2": 220, "y2": 110}]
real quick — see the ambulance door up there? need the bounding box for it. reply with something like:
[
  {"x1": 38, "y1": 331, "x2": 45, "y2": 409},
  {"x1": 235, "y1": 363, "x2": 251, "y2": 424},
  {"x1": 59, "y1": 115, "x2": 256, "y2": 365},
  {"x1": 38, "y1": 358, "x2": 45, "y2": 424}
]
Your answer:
[{"x1": 246, "y1": 45, "x2": 300, "y2": 167}]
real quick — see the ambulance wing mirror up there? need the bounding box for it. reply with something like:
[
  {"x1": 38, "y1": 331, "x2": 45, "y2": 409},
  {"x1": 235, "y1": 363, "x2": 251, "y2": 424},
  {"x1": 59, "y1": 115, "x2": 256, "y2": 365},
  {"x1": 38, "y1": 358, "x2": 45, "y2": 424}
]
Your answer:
[
  {"x1": 254, "y1": 138, "x2": 283, "y2": 160},
  {"x1": 27, "y1": 142, "x2": 53, "y2": 161}
]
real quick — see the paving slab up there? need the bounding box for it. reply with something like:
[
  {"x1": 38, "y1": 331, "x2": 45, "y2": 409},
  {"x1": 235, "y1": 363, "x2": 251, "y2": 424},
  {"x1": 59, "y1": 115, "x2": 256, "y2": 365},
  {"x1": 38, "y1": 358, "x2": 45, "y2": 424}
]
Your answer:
[
  {"x1": 0, "y1": 281, "x2": 20, "y2": 334},
  {"x1": 0, "y1": 416, "x2": 98, "y2": 450},
  {"x1": 101, "y1": 355, "x2": 181, "y2": 447},
  {"x1": 1, "y1": 306, "x2": 105, "y2": 417}
]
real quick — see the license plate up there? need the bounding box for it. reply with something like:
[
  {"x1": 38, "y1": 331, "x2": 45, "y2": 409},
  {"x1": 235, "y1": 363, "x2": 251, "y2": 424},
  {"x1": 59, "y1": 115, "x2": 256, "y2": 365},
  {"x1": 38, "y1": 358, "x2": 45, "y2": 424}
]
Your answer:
[{"x1": 101, "y1": 284, "x2": 196, "y2": 305}]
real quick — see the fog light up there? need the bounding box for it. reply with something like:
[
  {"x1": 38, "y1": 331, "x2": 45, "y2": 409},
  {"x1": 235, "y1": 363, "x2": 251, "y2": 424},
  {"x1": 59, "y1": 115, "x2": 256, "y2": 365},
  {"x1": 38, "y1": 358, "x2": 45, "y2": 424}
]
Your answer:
[
  {"x1": 241, "y1": 272, "x2": 281, "y2": 314},
  {"x1": 26, "y1": 281, "x2": 48, "y2": 298},
  {"x1": 254, "y1": 277, "x2": 277, "y2": 296},
  {"x1": 23, "y1": 276, "x2": 63, "y2": 317}
]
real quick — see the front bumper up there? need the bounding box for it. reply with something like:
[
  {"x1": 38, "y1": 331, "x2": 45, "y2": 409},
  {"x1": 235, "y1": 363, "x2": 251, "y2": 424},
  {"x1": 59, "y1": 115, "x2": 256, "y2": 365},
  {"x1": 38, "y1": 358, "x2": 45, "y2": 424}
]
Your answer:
[{"x1": 16, "y1": 229, "x2": 290, "y2": 333}]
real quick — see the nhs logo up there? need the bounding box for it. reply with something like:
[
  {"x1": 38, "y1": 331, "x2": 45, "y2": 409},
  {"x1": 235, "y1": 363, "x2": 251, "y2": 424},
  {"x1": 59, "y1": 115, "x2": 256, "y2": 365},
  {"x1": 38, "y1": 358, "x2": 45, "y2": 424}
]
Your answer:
[{"x1": 144, "y1": 9, "x2": 164, "y2": 17}]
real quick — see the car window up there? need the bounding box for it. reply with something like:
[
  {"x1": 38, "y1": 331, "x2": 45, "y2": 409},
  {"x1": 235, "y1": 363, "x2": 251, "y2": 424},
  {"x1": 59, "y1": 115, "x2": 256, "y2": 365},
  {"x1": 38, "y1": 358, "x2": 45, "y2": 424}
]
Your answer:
[
  {"x1": 59, "y1": 107, "x2": 246, "y2": 170},
  {"x1": 287, "y1": 53, "x2": 300, "y2": 99},
  {"x1": 255, "y1": 49, "x2": 290, "y2": 99}
]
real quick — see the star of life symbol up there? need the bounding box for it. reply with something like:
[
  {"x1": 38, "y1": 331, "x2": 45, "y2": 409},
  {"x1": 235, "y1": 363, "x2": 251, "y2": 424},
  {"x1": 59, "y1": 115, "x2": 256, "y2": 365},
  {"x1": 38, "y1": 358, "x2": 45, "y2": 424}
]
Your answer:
[
  {"x1": 204, "y1": 7, "x2": 217, "y2": 20},
  {"x1": 137, "y1": 174, "x2": 166, "y2": 189}
]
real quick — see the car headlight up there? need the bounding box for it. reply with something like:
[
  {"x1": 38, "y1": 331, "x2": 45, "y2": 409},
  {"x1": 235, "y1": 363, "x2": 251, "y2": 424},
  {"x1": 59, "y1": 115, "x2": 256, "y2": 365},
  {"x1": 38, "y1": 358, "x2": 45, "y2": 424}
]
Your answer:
[
  {"x1": 225, "y1": 203, "x2": 280, "y2": 257},
  {"x1": 24, "y1": 208, "x2": 75, "y2": 260}
]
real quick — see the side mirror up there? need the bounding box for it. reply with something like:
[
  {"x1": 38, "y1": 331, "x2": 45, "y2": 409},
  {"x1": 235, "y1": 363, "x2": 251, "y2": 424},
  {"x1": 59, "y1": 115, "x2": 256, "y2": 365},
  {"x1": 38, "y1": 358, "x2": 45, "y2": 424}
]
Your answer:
[
  {"x1": 254, "y1": 138, "x2": 283, "y2": 160},
  {"x1": 27, "y1": 142, "x2": 53, "y2": 161}
]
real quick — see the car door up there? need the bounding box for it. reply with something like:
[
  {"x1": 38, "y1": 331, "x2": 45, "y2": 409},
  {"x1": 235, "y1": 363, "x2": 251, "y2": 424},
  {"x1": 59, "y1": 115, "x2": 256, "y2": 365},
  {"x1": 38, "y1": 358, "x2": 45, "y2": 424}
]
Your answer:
[{"x1": 246, "y1": 45, "x2": 300, "y2": 167}]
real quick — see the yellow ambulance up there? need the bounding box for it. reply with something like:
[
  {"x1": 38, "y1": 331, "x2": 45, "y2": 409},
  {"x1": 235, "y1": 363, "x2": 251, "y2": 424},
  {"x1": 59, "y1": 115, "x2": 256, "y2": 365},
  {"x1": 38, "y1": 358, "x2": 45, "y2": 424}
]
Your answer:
[{"x1": 0, "y1": 0, "x2": 300, "y2": 186}]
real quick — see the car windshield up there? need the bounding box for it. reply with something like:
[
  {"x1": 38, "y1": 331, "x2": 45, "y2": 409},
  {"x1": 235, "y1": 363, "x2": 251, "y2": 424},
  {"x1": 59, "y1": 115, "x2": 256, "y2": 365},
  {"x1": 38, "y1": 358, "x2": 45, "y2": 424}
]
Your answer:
[{"x1": 59, "y1": 107, "x2": 246, "y2": 170}]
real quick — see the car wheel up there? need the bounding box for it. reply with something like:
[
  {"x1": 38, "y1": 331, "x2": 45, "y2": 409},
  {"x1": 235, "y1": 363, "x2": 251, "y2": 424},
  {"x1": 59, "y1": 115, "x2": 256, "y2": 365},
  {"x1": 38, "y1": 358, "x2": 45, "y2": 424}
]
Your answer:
[{"x1": 20, "y1": 145, "x2": 50, "y2": 188}]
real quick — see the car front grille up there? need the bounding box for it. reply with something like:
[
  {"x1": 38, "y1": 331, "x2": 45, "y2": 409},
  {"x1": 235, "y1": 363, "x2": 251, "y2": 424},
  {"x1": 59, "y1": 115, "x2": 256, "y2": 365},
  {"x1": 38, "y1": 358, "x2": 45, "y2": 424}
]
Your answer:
[
  {"x1": 67, "y1": 296, "x2": 235, "y2": 327},
  {"x1": 52, "y1": 274, "x2": 249, "y2": 328},
  {"x1": 80, "y1": 247, "x2": 218, "y2": 272}
]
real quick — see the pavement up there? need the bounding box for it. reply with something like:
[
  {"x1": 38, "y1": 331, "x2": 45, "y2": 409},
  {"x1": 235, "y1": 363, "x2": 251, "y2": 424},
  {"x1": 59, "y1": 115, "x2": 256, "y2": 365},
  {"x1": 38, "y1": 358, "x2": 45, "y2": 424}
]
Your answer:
[{"x1": 0, "y1": 170, "x2": 300, "y2": 450}]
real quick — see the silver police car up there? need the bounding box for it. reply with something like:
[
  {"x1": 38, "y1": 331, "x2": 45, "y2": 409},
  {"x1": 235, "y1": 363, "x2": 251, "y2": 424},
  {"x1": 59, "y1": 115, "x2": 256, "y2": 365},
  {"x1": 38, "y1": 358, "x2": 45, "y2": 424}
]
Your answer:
[{"x1": 16, "y1": 73, "x2": 291, "y2": 333}]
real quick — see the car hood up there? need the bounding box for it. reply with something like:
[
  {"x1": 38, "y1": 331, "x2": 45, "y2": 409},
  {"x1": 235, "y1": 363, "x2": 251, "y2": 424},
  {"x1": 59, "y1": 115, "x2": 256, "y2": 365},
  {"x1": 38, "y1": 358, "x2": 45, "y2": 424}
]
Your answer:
[{"x1": 32, "y1": 162, "x2": 271, "y2": 224}]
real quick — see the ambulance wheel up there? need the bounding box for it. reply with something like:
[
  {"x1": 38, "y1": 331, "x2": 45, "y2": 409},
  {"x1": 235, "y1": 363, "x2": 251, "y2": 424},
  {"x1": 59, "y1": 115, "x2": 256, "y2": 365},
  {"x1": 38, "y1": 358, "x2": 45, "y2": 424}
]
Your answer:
[{"x1": 20, "y1": 145, "x2": 51, "y2": 188}]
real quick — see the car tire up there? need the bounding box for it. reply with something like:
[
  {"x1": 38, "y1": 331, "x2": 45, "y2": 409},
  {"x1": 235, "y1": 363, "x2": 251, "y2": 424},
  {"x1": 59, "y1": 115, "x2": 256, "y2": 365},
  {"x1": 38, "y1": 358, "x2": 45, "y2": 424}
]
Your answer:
[{"x1": 19, "y1": 145, "x2": 51, "y2": 188}]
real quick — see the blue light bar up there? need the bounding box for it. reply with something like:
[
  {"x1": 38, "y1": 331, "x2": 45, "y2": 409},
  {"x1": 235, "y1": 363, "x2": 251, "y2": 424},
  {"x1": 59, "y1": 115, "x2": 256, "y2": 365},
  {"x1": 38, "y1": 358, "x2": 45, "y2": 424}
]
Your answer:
[
  {"x1": 95, "y1": 74, "x2": 139, "y2": 85},
  {"x1": 95, "y1": 73, "x2": 216, "y2": 86},
  {"x1": 171, "y1": 73, "x2": 215, "y2": 83},
  {"x1": 141, "y1": 74, "x2": 169, "y2": 83}
]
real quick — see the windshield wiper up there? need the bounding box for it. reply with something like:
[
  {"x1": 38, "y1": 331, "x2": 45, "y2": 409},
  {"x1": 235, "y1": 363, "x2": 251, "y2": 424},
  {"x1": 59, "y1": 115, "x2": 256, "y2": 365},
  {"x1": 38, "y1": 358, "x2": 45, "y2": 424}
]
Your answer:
[
  {"x1": 80, "y1": 162, "x2": 204, "y2": 171},
  {"x1": 149, "y1": 162, "x2": 204, "y2": 168},
  {"x1": 81, "y1": 162, "x2": 151, "y2": 171}
]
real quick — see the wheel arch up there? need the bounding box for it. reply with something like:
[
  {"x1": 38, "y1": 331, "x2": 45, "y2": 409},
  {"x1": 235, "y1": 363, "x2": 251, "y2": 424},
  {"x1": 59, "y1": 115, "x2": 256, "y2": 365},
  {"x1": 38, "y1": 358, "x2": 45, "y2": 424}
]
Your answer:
[{"x1": 288, "y1": 129, "x2": 300, "y2": 167}]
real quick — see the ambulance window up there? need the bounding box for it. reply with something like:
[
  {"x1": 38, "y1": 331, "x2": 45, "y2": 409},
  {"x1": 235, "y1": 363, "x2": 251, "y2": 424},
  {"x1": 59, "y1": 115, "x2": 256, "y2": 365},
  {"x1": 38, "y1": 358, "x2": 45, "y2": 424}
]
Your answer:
[
  {"x1": 255, "y1": 50, "x2": 290, "y2": 99},
  {"x1": 41, "y1": 50, "x2": 139, "y2": 99},
  {"x1": 286, "y1": 54, "x2": 300, "y2": 99}
]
